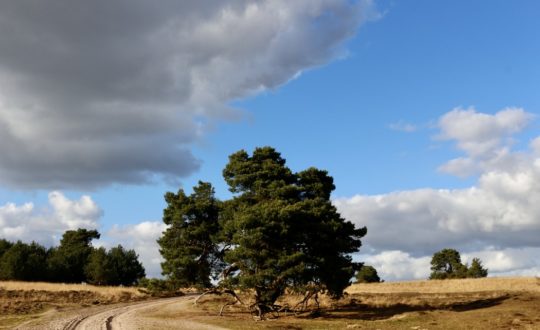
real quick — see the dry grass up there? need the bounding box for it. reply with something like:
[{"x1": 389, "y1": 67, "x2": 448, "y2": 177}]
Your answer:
[
  {"x1": 346, "y1": 276, "x2": 540, "y2": 294},
  {"x1": 188, "y1": 277, "x2": 540, "y2": 330},
  {"x1": 3, "y1": 278, "x2": 540, "y2": 329},
  {"x1": 0, "y1": 280, "x2": 149, "y2": 317},
  {"x1": 0, "y1": 280, "x2": 145, "y2": 296}
]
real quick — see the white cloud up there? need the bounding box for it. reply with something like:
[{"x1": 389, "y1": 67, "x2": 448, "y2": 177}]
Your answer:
[
  {"x1": 0, "y1": 191, "x2": 101, "y2": 245},
  {"x1": 337, "y1": 107, "x2": 540, "y2": 280},
  {"x1": 363, "y1": 250, "x2": 431, "y2": 281},
  {"x1": 106, "y1": 221, "x2": 168, "y2": 278},
  {"x1": 389, "y1": 121, "x2": 417, "y2": 132},
  {"x1": 437, "y1": 107, "x2": 534, "y2": 176},
  {"x1": 0, "y1": 0, "x2": 376, "y2": 189},
  {"x1": 359, "y1": 247, "x2": 540, "y2": 281},
  {"x1": 462, "y1": 247, "x2": 540, "y2": 276}
]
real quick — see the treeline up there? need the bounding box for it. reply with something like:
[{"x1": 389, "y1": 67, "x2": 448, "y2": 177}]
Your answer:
[{"x1": 0, "y1": 229, "x2": 145, "y2": 286}]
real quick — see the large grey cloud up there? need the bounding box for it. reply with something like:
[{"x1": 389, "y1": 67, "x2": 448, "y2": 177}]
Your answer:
[
  {"x1": 336, "y1": 108, "x2": 540, "y2": 280},
  {"x1": 0, "y1": 0, "x2": 375, "y2": 189}
]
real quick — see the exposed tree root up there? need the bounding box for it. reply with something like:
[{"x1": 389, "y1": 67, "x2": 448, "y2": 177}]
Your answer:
[
  {"x1": 292, "y1": 289, "x2": 321, "y2": 313},
  {"x1": 194, "y1": 288, "x2": 245, "y2": 316}
]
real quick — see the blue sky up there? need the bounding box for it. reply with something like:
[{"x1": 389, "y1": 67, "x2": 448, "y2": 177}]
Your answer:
[
  {"x1": 1, "y1": 0, "x2": 539, "y2": 280},
  {"x1": 187, "y1": 0, "x2": 540, "y2": 195}
]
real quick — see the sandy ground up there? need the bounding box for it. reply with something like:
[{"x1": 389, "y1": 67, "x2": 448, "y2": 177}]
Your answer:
[{"x1": 15, "y1": 295, "x2": 227, "y2": 330}]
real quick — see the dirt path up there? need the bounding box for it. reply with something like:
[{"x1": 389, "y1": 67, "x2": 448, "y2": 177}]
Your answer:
[{"x1": 16, "y1": 295, "x2": 228, "y2": 330}]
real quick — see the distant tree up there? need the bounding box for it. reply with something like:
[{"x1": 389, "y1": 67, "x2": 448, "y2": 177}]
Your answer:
[
  {"x1": 107, "y1": 245, "x2": 145, "y2": 286},
  {"x1": 430, "y1": 248, "x2": 468, "y2": 279},
  {"x1": 467, "y1": 258, "x2": 488, "y2": 278},
  {"x1": 429, "y1": 249, "x2": 487, "y2": 280},
  {"x1": 85, "y1": 247, "x2": 113, "y2": 285},
  {"x1": 47, "y1": 229, "x2": 100, "y2": 283},
  {"x1": 158, "y1": 181, "x2": 223, "y2": 289},
  {"x1": 355, "y1": 265, "x2": 381, "y2": 283},
  {"x1": 0, "y1": 241, "x2": 48, "y2": 281},
  {"x1": 0, "y1": 231, "x2": 144, "y2": 286},
  {"x1": 85, "y1": 245, "x2": 145, "y2": 286},
  {"x1": 0, "y1": 239, "x2": 13, "y2": 258}
]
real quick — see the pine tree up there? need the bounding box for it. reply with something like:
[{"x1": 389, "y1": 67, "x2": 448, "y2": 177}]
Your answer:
[
  {"x1": 158, "y1": 181, "x2": 223, "y2": 289},
  {"x1": 467, "y1": 257, "x2": 488, "y2": 278},
  {"x1": 159, "y1": 147, "x2": 367, "y2": 316},
  {"x1": 85, "y1": 247, "x2": 113, "y2": 285},
  {"x1": 356, "y1": 265, "x2": 381, "y2": 283},
  {"x1": 0, "y1": 241, "x2": 48, "y2": 281},
  {"x1": 47, "y1": 229, "x2": 100, "y2": 283}
]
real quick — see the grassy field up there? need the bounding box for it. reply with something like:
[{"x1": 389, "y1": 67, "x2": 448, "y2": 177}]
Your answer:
[
  {"x1": 2, "y1": 277, "x2": 540, "y2": 329},
  {"x1": 0, "y1": 280, "x2": 148, "y2": 329},
  {"x1": 181, "y1": 277, "x2": 540, "y2": 329},
  {"x1": 346, "y1": 276, "x2": 540, "y2": 294}
]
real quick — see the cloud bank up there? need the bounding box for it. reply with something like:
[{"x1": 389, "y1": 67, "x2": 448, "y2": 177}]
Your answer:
[
  {"x1": 0, "y1": 191, "x2": 101, "y2": 245},
  {"x1": 337, "y1": 107, "x2": 540, "y2": 281},
  {"x1": 0, "y1": 0, "x2": 374, "y2": 189},
  {"x1": 3, "y1": 107, "x2": 538, "y2": 281}
]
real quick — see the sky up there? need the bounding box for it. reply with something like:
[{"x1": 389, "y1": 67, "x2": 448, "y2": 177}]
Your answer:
[{"x1": 0, "y1": 0, "x2": 539, "y2": 281}]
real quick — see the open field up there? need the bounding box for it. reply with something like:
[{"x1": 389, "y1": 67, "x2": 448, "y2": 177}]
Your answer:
[
  {"x1": 0, "y1": 281, "x2": 149, "y2": 329},
  {"x1": 346, "y1": 277, "x2": 540, "y2": 294},
  {"x1": 2, "y1": 277, "x2": 540, "y2": 329},
  {"x1": 185, "y1": 277, "x2": 540, "y2": 329}
]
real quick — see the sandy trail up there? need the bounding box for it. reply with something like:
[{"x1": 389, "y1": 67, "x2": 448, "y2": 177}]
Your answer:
[{"x1": 16, "y1": 295, "x2": 228, "y2": 330}]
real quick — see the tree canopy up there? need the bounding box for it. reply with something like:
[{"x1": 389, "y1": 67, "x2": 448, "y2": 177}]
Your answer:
[
  {"x1": 429, "y1": 248, "x2": 488, "y2": 280},
  {"x1": 0, "y1": 229, "x2": 145, "y2": 285},
  {"x1": 467, "y1": 258, "x2": 488, "y2": 278},
  {"x1": 355, "y1": 265, "x2": 381, "y2": 283},
  {"x1": 158, "y1": 181, "x2": 223, "y2": 289},
  {"x1": 0, "y1": 241, "x2": 48, "y2": 281},
  {"x1": 85, "y1": 245, "x2": 145, "y2": 286},
  {"x1": 47, "y1": 229, "x2": 101, "y2": 283},
  {"x1": 159, "y1": 146, "x2": 367, "y2": 316}
]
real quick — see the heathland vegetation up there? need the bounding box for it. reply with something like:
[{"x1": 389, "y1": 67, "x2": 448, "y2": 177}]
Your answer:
[{"x1": 1, "y1": 146, "x2": 536, "y2": 329}]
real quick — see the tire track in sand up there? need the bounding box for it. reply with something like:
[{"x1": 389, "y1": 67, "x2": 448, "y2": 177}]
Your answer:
[{"x1": 17, "y1": 295, "x2": 227, "y2": 330}]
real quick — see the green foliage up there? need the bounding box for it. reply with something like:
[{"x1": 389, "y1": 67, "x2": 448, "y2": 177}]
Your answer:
[
  {"x1": 107, "y1": 245, "x2": 146, "y2": 285},
  {"x1": 0, "y1": 241, "x2": 48, "y2": 281},
  {"x1": 430, "y1": 248, "x2": 466, "y2": 279},
  {"x1": 85, "y1": 247, "x2": 113, "y2": 285},
  {"x1": 221, "y1": 147, "x2": 366, "y2": 307},
  {"x1": 47, "y1": 229, "x2": 100, "y2": 283},
  {"x1": 138, "y1": 278, "x2": 182, "y2": 297},
  {"x1": 0, "y1": 238, "x2": 13, "y2": 258},
  {"x1": 0, "y1": 229, "x2": 145, "y2": 285},
  {"x1": 429, "y1": 248, "x2": 487, "y2": 280},
  {"x1": 158, "y1": 181, "x2": 223, "y2": 289},
  {"x1": 86, "y1": 245, "x2": 145, "y2": 286},
  {"x1": 160, "y1": 146, "x2": 367, "y2": 313},
  {"x1": 467, "y1": 258, "x2": 488, "y2": 278},
  {"x1": 355, "y1": 265, "x2": 381, "y2": 283}
]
